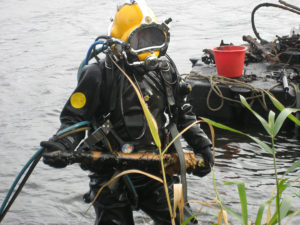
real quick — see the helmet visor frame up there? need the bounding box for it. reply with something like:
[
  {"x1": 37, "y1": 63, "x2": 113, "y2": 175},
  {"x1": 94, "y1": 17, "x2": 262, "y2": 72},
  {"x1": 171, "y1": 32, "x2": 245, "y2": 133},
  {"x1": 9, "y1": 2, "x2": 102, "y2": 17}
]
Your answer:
[{"x1": 128, "y1": 23, "x2": 170, "y2": 55}]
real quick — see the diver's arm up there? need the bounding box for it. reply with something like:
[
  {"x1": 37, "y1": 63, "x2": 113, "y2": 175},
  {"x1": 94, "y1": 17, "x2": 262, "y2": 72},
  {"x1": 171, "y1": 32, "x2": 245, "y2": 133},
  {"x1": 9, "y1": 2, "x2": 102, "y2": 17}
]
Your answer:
[
  {"x1": 173, "y1": 68, "x2": 213, "y2": 176},
  {"x1": 176, "y1": 99, "x2": 214, "y2": 177},
  {"x1": 167, "y1": 58, "x2": 212, "y2": 151},
  {"x1": 177, "y1": 103, "x2": 212, "y2": 151},
  {"x1": 42, "y1": 62, "x2": 107, "y2": 168},
  {"x1": 60, "y1": 62, "x2": 107, "y2": 128}
]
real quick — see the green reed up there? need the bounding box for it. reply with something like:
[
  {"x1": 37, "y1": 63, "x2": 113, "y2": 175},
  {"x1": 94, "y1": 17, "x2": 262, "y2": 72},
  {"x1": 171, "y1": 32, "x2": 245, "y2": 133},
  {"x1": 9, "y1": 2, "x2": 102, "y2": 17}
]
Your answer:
[{"x1": 200, "y1": 93, "x2": 300, "y2": 225}]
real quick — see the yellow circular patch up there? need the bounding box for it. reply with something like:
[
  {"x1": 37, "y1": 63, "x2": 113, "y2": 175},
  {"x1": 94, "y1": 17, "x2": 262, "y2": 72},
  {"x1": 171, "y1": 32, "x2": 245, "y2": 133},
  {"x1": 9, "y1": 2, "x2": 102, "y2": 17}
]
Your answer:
[
  {"x1": 70, "y1": 92, "x2": 86, "y2": 109},
  {"x1": 144, "y1": 95, "x2": 150, "y2": 102}
]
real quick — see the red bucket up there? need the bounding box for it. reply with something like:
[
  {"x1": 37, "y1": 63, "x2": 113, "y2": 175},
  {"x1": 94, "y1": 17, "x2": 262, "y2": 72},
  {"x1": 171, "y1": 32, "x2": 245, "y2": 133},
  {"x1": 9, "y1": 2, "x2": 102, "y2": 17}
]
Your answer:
[{"x1": 213, "y1": 45, "x2": 247, "y2": 78}]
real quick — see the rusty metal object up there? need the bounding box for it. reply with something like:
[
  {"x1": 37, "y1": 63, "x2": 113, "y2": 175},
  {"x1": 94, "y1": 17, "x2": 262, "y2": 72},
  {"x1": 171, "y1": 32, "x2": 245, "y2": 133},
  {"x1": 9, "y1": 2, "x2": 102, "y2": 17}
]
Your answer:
[
  {"x1": 243, "y1": 34, "x2": 300, "y2": 65},
  {"x1": 248, "y1": 2, "x2": 300, "y2": 65},
  {"x1": 243, "y1": 35, "x2": 279, "y2": 63},
  {"x1": 203, "y1": 49, "x2": 214, "y2": 56},
  {"x1": 43, "y1": 150, "x2": 204, "y2": 175},
  {"x1": 279, "y1": 0, "x2": 300, "y2": 12}
]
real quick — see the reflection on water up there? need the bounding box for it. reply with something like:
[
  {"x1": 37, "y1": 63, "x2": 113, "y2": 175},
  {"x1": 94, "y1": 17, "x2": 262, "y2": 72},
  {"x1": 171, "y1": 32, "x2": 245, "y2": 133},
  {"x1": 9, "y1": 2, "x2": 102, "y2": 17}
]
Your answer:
[{"x1": 0, "y1": 0, "x2": 299, "y2": 224}]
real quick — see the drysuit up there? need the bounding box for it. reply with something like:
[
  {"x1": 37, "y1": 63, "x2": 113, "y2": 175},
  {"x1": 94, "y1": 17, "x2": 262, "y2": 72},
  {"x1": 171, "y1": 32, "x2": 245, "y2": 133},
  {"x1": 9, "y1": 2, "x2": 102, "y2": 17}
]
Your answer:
[{"x1": 42, "y1": 56, "x2": 213, "y2": 225}]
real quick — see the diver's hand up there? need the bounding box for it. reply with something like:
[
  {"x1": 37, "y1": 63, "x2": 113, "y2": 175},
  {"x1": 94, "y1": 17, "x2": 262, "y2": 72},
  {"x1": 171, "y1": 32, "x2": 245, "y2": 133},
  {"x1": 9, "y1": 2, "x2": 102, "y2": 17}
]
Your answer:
[
  {"x1": 193, "y1": 146, "x2": 214, "y2": 177},
  {"x1": 41, "y1": 137, "x2": 70, "y2": 168}
]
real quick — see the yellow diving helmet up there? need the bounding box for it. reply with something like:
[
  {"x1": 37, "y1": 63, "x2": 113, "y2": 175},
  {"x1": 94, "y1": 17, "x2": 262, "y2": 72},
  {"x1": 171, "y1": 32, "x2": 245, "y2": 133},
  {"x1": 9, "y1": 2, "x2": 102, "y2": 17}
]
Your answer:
[{"x1": 109, "y1": 0, "x2": 170, "y2": 61}]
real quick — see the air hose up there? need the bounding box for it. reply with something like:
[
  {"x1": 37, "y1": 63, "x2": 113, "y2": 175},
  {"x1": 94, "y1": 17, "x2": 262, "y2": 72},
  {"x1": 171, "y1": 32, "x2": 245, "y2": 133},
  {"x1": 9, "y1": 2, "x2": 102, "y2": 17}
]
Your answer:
[
  {"x1": 0, "y1": 121, "x2": 91, "y2": 223},
  {"x1": 77, "y1": 40, "x2": 109, "y2": 82},
  {"x1": 0, "y1": 147, "x2": 44, "y2": 222},
  {"x1": 84, "y1": 40, "x2": 105, "y2": 66}
]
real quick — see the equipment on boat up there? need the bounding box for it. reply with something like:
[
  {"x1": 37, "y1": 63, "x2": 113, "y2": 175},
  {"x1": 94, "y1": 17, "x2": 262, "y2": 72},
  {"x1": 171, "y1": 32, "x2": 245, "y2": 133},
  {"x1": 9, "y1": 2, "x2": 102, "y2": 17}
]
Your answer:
[{"x1": 185, "y1": 1, "x2": 300, "y2": 128}]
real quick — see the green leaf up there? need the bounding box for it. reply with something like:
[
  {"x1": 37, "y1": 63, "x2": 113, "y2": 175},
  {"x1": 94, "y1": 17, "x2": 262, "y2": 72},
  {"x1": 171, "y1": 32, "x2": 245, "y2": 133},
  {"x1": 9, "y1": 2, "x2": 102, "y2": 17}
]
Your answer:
[
  {"x1": 201, "y1": 117, "x2": 246, "y2": 136},
  {"x1": 269, "y1": 195, "x2": 294, "y2": 225},
  {"x1": 267, "y1": 92, "x2": 300, "y2": 126},
  {"x1": 289, "y1": 186, "x2": 300, "y2": 198},
  {"x1": 240, "y1": 95, "x2": 272, "y2": 136},
  {"x1": 254, "y1": 196, "x2": 276, "y2": 225},
  {"x1": 278, "y1": 178, "x2": 289, "y2": 199},
  {"x1": 182, "y1": 213, "x2": 199, "y2": 225},
  {"x1": 202, "y1": 117, "x2": 274, "y2": 154},
  {"x1": 224, "y1": 181, "x2": 248, "y2": 225},
  {"x1": 284, "y1": 159, "x2": 300, "y2": 176},
  {"x1": 142, "y1": 104, "x2": 161, "y2": 149},
  {"x1": 273, "y1": 108, "x2": 300, "y2": 137},
  {"x1": 246, "y1": 135, "x2": 274, "y2": 155}
]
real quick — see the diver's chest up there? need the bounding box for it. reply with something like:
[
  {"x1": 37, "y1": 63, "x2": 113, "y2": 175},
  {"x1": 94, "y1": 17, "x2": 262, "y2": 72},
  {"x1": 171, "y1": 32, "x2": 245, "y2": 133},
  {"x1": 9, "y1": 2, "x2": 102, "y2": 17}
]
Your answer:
[{"x1": 122, "y1": 72, "x2": 167, "y2": 110}]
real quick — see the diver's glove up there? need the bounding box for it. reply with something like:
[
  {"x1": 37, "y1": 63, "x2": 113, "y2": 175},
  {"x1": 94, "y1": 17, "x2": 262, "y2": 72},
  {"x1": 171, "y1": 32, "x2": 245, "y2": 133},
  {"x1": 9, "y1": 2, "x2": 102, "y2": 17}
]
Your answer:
[
  {"x1": 193, "y1": 146, "x2": 214, "y2": 177},
  {"x1": 41, "y1": 136, "x2": 75, "y2": 168}
]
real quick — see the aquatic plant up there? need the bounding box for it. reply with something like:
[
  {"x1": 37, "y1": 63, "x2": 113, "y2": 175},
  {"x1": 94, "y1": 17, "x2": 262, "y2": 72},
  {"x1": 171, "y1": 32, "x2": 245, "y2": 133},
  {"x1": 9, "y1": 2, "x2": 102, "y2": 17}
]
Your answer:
[{"x1": 200, "y1": 93, "x2": 300, "y2": 225}]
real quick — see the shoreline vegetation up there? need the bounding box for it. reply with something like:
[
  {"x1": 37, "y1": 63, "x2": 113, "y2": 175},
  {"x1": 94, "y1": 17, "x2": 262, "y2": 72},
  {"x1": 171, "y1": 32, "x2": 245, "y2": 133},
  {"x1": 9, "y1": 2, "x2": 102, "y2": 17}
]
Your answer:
[{"x1": 199, "y1": 93, "x2": 300, "y2": 225}]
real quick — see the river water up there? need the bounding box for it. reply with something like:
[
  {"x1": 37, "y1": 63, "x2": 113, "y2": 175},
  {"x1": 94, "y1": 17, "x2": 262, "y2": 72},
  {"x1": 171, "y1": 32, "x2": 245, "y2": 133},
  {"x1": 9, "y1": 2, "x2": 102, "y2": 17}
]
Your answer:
[{"x1": 0, "y1": 0, "x2": 300, "y2": 224}]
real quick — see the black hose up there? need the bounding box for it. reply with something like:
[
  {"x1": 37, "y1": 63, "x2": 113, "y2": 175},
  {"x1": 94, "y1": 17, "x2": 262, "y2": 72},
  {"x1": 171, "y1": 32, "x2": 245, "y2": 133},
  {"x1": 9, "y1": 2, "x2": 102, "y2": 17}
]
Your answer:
[
  {"x1": 251, "y1": 3, "x2": 300, "y2": 43},
  {"x1": 0, "y1": 125, "x2": 90, "y2": 223},
  {"x1": 165, "y1": 54, "x2": 180, "y2": 78},
  {"x1": 94, "y1": 35, "x2": 111, "y2": 42},
  {"x1": 0, "y1": 149, "x2": 44, "y2": 223}
]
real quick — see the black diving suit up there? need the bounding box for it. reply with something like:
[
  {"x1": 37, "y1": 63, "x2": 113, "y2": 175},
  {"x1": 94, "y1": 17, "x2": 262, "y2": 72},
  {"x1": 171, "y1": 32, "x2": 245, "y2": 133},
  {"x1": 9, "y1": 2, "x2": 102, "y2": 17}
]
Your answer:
[{"x1": 42, "y1": 56, "x2": 212, "y2": 225}]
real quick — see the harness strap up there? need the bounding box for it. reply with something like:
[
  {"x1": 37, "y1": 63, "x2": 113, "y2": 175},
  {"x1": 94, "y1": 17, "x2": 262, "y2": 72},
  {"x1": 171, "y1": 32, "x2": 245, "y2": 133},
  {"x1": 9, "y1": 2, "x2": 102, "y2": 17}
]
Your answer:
[
  {"x1": 169, "y1": 123, "x2": 188, "y2": 203},
  {"x1": 104, "y1": 57, "x2": 118, "y2": 112},
  {"x1": 159, "y1": 60, "x2": 188, "y2": 203},
  {"x1": 160, "y1": 64, "x2": 175, "y2": 106}
]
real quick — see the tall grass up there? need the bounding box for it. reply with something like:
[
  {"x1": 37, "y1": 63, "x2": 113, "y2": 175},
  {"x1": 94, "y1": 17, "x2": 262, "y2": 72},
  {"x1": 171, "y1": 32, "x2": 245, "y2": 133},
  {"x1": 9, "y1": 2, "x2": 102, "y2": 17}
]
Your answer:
[{"x1": 200, "y1": 93, "x2": 300, "y2": 224}]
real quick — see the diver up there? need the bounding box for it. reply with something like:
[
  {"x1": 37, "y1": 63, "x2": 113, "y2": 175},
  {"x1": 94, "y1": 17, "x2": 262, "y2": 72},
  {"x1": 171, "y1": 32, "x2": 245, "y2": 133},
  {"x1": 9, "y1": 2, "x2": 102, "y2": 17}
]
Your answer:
[{"x1": 41, "y1": 0, "x2": 214, "y2": 224}]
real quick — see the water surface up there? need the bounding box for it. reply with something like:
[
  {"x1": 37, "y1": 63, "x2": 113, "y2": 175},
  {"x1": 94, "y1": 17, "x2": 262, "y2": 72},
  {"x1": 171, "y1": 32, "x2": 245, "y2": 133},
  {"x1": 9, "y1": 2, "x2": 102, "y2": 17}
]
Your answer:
[{"x1": 0, "y1": 0, "x2": 299, "y2": 224}]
